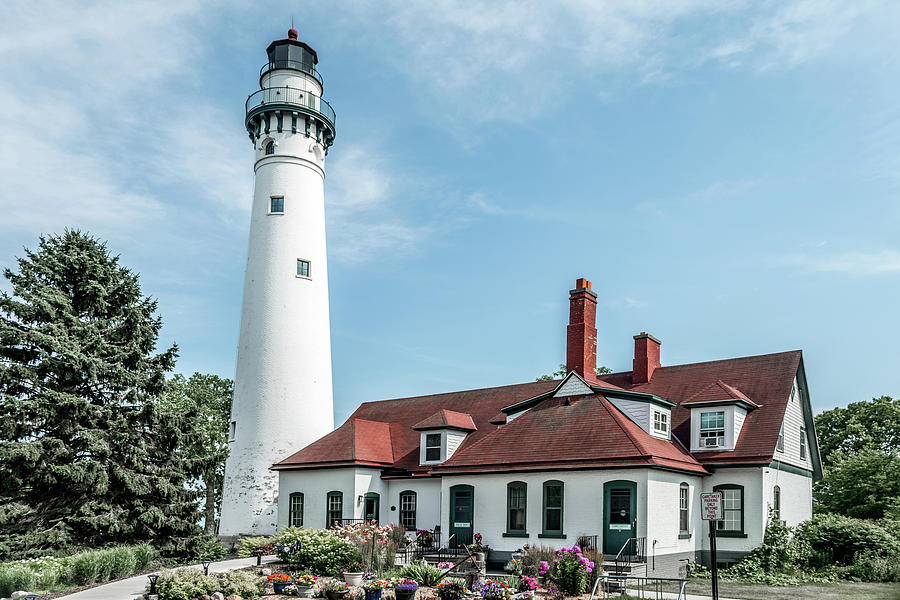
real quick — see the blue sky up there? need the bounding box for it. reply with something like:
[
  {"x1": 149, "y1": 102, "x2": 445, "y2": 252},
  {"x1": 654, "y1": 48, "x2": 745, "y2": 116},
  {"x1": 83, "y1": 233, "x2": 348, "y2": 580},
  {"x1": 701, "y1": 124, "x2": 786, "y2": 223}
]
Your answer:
[{"x1": 2, "y1": 1, "x2": 899, "y2": 423}]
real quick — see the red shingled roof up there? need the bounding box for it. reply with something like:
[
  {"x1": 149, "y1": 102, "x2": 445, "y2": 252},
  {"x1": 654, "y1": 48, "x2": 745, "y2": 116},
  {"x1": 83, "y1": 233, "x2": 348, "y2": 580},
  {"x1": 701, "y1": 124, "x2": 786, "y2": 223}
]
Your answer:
[
  {"x1": 273, "y1": 350, "x2": 803, "y2": 475},
  {"x1": 431, "y1": 393, "x2": 707, "y2": 475},
  {"x1": 598, "y1": 350, "x2": 801, "y2": 465},
  {"x1": 681, "y1": 380, "x2": 760, "y2": 408},
  {"x1": 413, "y1": 409, "x2": 477, "y2": 431},
  {"x1": 273, "y1": 380, "x2": 558, "y2": 471}
]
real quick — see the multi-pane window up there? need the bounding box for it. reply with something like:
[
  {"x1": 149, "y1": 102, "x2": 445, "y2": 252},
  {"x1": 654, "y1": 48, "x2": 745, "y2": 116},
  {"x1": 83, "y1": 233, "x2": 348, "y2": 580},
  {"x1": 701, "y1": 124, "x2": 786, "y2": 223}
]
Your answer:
[
  {"x1": 542, "y1": 480, "x2": 564, "y2": 535},
  {"x1": 425, "y1": 433, "x2": 442, "y2": 462},
  {"x1": 679, "y1": 483, "x2": 689, "y2": 533},
  {"x1": 297, "y1": 259, "x2": 311, "y2": 278},
  {"x1": 699, "y1": 411, "x2": 725, "y2": 447},
  {"x1": 714, "y1": 485, "x2": 743, "y2": 534},
  {"x1": 776, "y1": 426, "x2": 785, "y2": 452},
  {"x1": 652, "y1": 410, "x2": 669, "y2": 435},
  {"x1": 507, "y1": 482, "x2": 527, "y2": 534},
  {"x1": 270, "y1": 196, "x2": 284, "y2": 213},
  {"x1": 399, "y1": 491, "x2": 417, "y2": 530},
  {"x1": 790, "y1": 384, "x2": 798, "y2": 402},
  {"x1": 289, "y1": 492, "x2": 304, "y2": 527},
  {"x1": 773, "y1": 486, "x2": 781, "y2": 521},
  {"x1": 326, "y1": 491, "x2": 343, "y2": 527},
  {"x1": 800, "y1": 427, "x2": 807, "y2": 459}
]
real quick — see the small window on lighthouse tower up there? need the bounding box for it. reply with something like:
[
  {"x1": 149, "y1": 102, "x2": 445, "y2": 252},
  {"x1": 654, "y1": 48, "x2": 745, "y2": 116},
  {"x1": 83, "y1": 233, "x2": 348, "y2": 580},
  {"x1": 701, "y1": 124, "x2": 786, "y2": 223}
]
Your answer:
[
  {"x1": 270, "y1": 196, "x2": 284, "y2": 214},
  {"x1": 265, "y1": 141, "x2": 275, "y2": 155},
  {"x1": 297, "y1": 259, "x2": 311, "y2": 279}
]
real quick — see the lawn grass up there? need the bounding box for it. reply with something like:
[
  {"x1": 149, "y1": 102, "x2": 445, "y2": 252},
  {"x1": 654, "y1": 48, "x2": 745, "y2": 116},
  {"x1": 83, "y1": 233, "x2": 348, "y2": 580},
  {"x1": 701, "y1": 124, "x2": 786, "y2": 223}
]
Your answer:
[{"x1": 680, "y1": 580, "x2": 900, "y2": 600}]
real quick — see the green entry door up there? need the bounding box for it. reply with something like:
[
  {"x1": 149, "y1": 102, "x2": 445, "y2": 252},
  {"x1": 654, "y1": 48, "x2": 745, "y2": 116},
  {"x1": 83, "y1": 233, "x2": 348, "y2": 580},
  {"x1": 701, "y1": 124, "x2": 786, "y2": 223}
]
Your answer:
[
  {"x1": 364, "y1": 493, "x2": 379, "y2": 524},
  {"x1": 603, "y1": 480, "x2": 637, "y2": 554},
  {"x1": 449, "y1": 485, "x2": 474, "y2": 548}
]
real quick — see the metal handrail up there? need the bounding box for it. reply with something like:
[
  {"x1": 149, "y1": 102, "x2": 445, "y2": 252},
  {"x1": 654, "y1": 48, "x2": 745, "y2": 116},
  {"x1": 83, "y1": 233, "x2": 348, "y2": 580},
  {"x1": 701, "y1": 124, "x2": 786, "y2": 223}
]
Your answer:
[
  {"x1": 245, "y1": 86, "x2": 336, "y2": 131},
  {"x1": 260, "y1": 60, "x2": 324, "y2": 87},
  {"x1": 589, "y1": 575, "x2": 687, "y2": 600},
  {"x1": 613, "y1": 536, "x2": 646, "y2": 574}
]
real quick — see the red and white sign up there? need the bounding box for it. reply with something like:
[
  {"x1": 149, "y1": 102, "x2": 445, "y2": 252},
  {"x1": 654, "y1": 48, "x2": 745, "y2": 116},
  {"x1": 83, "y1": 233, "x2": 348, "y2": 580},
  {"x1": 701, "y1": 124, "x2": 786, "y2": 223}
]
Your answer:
[{"x1": 700, "y1": 492, "x2": 724, "y2": 521}]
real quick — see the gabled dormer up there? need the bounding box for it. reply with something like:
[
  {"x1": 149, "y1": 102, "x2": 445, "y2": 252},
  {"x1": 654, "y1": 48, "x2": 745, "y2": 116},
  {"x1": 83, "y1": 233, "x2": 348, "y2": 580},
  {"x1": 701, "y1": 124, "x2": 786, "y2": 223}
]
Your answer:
[
  {"x1": 602, "y1": 388, "x2": 675, "y2": 440},
  {"x1": 682, "y1": 380, "x2": 759, "y2": 452},
  {"x1": 501, "y1": 371, "x2": 597, "y2": 423},
  {"x1": 413, "y1": 409, "x2": 476, "y2": 465}
]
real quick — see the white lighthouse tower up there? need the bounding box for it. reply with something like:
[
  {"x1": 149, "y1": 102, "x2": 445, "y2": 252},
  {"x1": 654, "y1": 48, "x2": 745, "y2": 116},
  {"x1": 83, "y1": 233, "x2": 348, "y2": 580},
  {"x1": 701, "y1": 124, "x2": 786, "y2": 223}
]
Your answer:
[{"x1": 219, "y1": 28, "x2": 337, "y2": 536}]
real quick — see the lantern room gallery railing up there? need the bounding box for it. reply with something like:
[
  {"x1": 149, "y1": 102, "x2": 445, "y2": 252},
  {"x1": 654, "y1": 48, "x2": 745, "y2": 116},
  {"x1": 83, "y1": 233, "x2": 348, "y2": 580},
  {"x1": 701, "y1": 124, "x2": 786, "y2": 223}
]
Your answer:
[{"x1": 245, "y1": 86, "x2": 336, "y2": 133}]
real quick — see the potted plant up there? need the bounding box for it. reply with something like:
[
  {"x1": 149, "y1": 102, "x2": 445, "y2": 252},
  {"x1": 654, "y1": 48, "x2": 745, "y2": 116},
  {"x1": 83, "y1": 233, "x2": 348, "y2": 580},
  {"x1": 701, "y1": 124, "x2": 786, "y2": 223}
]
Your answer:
[
  {"x1": 479, "y1": 580, "x2": 513, "y2": 600},
  {"x1": 466, "y1": 533, "x2": 490, "y2": 563},
  {"x1": 362, "y1": 579, "x2": 389, "y2": 600},
  {"x1": 325, "y1": 580, "x2": 350, "y2": 600},
  {"x1": 393, "y1": 578, "x2": 418, "y2": 600},
  {"x1": 295, "y1": 573, "x2": 318, "y2": 598},
  {"x1": 343, "y1": 561, "x2": 365, "y2": 586},
  {"x1": 415, "y1": 529, "x2": 434, "y2": 548},
  {"x1": 269, "y1": 573, "x2": 292, "y2": 594},
  {"x1": 435, "y1": 580, "x2": 466, "y2": 600}
]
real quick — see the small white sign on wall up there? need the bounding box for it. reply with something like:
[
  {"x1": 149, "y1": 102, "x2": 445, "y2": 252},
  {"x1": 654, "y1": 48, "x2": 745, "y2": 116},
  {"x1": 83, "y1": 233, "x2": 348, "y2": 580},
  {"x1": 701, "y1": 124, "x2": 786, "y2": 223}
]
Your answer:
[
  {"x1": 453, "y1": 522, "x2": 470, "y2": 528},
  {"x1": 700, "y1": 492, "x2": 724, "y2": 521}
]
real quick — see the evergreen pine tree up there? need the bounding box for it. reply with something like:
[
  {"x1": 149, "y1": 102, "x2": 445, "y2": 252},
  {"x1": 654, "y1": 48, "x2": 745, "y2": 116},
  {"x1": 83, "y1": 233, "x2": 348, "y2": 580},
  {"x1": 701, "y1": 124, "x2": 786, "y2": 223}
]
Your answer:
[{"x1": 0, "y1": 231, "x2": 201, "y2": 558}]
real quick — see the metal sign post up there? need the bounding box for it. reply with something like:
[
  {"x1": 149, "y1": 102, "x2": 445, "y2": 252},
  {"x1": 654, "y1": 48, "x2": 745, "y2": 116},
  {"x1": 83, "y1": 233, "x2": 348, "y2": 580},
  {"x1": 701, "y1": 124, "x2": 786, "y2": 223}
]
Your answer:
[{"x1": 700, "y1": 492, "x2": 724, "y2": 600}]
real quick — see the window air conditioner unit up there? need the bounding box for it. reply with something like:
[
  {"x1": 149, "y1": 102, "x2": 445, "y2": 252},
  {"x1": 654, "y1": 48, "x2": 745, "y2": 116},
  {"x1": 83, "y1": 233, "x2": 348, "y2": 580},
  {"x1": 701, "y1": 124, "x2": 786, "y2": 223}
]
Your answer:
[{"x1": 704, "y1": 437, "x2": 723, "y2": 448}]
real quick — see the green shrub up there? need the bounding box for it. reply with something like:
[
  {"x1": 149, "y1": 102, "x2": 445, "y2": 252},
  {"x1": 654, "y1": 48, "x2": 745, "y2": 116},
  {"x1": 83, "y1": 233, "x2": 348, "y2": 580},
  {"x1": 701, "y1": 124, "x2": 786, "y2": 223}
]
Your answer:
[
  {"x1": 217, "y1": 570, "x2": 265, "y2": 597},
  {"x1": 520, "y1": 544, "x2": 556, "y2": 578},
  {"x1": 189, "y1": 535, "x2": 228, "y2": 561},
  {"x1": 797, "y1": 513, "x2": 899, "y2": 566},
  {"x1": 236, "y1": 535, "x2": 273, "y2": 558},
  {"x1": 397, "y1": 562, "x2": 445, "y2": 586},
  {"x1": 544, "y1": 547, "x2": 592, "y2": 596},
  {"x1": 832, "y1": 549, "x2": 900, "y2": 582},
  {"x1": 156, "y1": 568, "x2": 265, "y2": 600},
  {"x1": 68, "y1": 550, "x2": 102, "y2": 585},
  {"x1": 0, "y1": 565, "x2": 37, "y2": 597},
  {"x1": 274, "y1": 527, "x2": 358, "y2": 575},
  {"x1": 0, "y1": 544, "x2": 156, "y2": 595},
  {"x1": 156, "y1": 568, "x2": 216, "y2": 600},
  {"x1": 132, "y1": 543, "x2": 156, "y2": 571}
]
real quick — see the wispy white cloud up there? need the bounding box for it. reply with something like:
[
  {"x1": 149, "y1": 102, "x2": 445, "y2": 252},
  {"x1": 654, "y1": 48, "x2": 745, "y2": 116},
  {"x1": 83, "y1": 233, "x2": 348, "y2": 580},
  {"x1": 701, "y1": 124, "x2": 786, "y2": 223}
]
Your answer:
[
  {"x1": 325, "y1": 143, "x2": 430, "y2": 264},
  {"x1": 705, "y1": 0, "x2": 874, "y2": 71},
  {"x1": 327, "y1": 1, "x2": 890, "y2": 127},
  {"x1": 788, "y1": 249, "x2": 900, "y2": 275}
]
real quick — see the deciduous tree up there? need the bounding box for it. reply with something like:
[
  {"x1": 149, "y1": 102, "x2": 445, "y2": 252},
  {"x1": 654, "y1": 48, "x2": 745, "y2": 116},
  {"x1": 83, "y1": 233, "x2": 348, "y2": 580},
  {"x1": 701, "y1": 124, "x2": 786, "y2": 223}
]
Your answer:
[{"x1": 163, "y1": 373, "x2": 233, "y2": 535}]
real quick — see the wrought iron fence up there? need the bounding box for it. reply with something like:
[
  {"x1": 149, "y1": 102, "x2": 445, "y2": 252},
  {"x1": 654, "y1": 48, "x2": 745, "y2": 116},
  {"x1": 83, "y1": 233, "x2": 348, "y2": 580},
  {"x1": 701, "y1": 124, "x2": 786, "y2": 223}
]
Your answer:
[{"x1": 576, "y1": 535, "x2": 599, "y2": 552}]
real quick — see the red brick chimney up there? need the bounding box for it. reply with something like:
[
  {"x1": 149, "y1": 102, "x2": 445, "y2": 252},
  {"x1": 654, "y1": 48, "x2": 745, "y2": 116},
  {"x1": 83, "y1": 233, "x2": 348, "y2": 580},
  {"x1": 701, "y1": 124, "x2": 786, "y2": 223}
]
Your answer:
[
  {"x1": 632, "y1": 332, "x2": 661, "y2": 384},
  {"x1": 566, "y1": 278, "x2": 598, "y2": 380}
]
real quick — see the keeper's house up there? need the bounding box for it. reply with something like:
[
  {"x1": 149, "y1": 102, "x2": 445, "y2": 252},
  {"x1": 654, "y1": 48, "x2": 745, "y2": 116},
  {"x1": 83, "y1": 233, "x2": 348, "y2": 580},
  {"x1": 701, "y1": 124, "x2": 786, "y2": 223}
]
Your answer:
[{"x1": 272, "y1": 278, "x2": 822, "y2": 577}]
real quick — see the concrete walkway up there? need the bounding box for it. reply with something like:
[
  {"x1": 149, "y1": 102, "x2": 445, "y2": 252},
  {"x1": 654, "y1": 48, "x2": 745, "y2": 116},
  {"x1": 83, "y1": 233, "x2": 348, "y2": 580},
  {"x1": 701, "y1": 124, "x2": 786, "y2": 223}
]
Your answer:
[{"x1": 57, "y1": 555, "x2": 279, "y2": 600}]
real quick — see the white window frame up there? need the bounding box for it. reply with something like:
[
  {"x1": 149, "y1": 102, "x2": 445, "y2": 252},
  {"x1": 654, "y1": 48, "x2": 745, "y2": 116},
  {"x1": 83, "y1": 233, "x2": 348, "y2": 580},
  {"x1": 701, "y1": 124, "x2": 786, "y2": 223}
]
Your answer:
[
  {"x1": 800, "y1": 427, "x2": 807, "y2": 459},
  {"x1": 652, "y1": 409, "x2": 669, "y2": 436},
  {"x1": 679, "y1": 483, "x2": 689, "y2": 534},
  {"x1": 776, "y1": 425, "x2": 785, "y2": 453},
  {"x1": 699, "y1": 410, "x2": 725, "y2": 448},
  {"x1": 269, "y1": 196, "x2": 284, "y2": 214},
  {"x1": 424, "y1": 432, "x2": 442, "y2": 463},
  {"x1": 296, "y1": 258, "x2": 311, "y2": 279}
]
